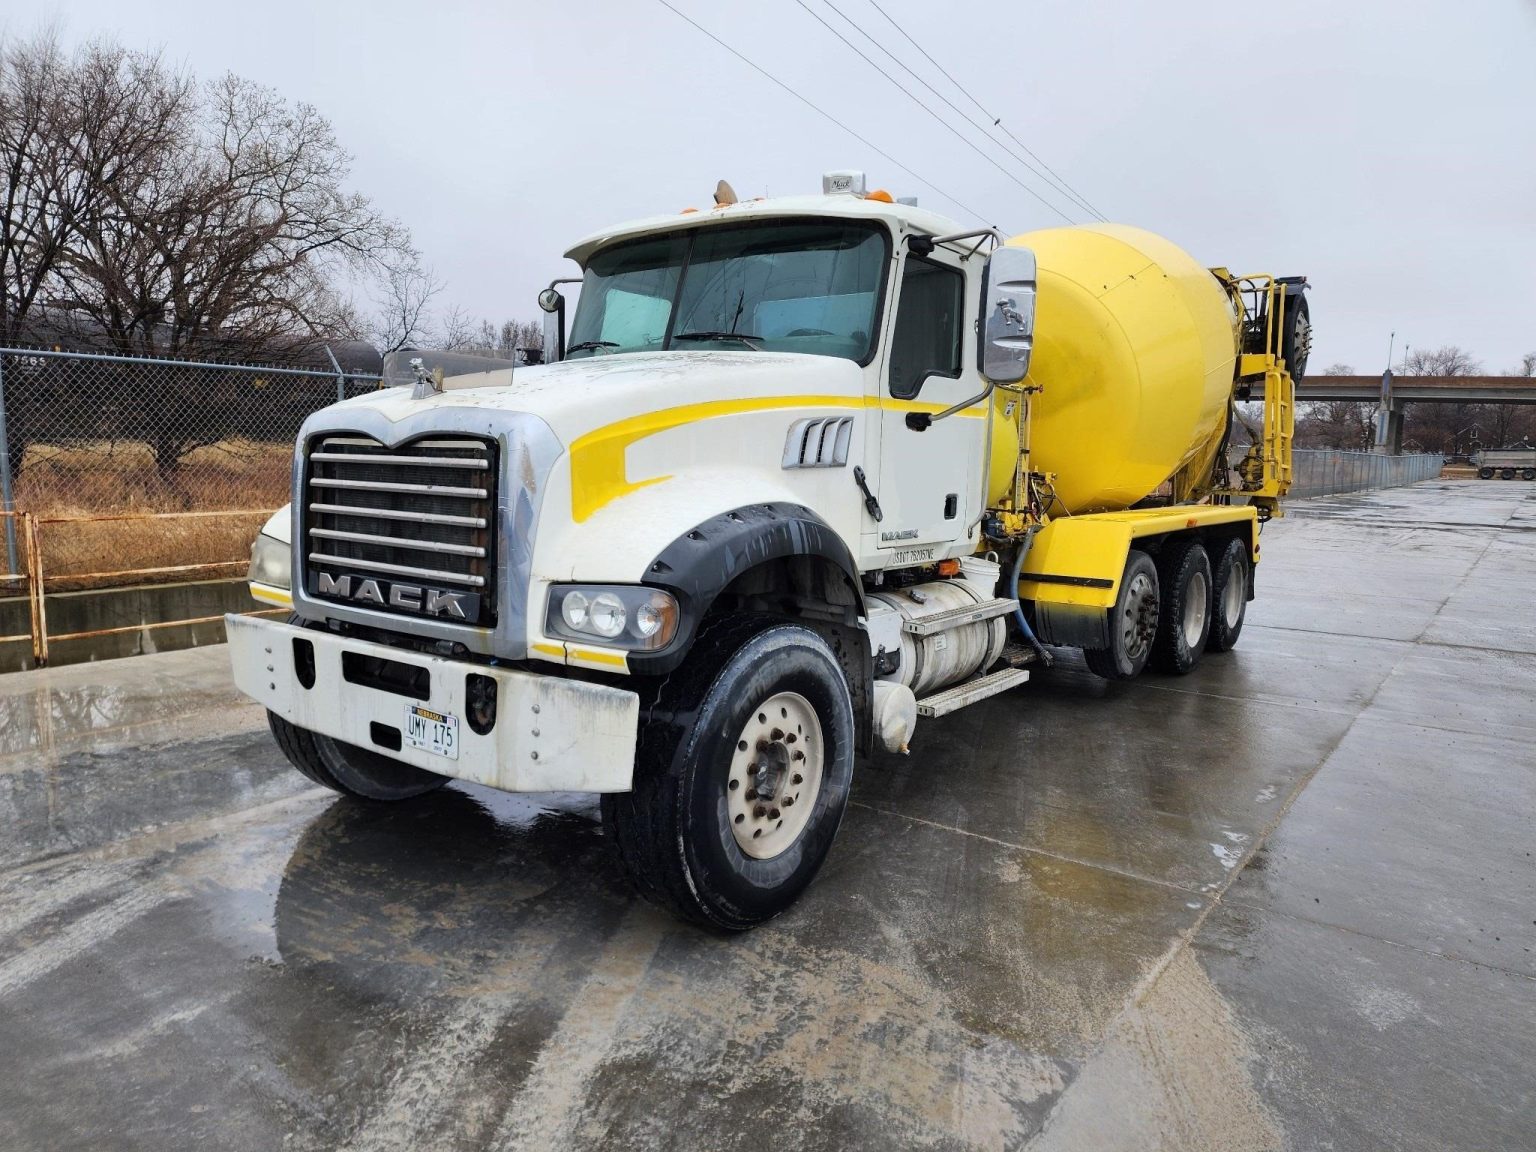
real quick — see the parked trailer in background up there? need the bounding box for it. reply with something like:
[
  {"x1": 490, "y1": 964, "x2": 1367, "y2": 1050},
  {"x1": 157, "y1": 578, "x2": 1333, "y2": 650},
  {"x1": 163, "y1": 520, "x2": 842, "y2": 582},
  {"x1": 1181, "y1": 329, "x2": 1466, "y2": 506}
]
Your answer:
[
  {"x1": 1474, "y1": 448, "x2": 1536, "y2": 480},
  {"x1": 229, "y1": 171, "x2": 1307, "y2": 928}
]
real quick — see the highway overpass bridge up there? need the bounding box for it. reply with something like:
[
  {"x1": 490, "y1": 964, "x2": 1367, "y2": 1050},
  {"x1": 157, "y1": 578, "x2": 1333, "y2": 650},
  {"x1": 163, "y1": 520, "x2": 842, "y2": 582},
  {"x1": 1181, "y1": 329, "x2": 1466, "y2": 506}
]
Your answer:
[
  {"x1": 1251, "y1": 375, "x2": 1536, "y2": 405},
  {"x1": 1247, "y1": 373, "x2": 1536, "y2": 452}
]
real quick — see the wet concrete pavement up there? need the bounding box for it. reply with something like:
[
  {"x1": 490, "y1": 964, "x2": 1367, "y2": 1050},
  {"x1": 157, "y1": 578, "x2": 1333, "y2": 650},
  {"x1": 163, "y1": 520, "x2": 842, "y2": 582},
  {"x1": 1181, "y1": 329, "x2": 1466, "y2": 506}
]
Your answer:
[{"x1": 1, "y1": 479, "x2": 1531, "y2": 1150}]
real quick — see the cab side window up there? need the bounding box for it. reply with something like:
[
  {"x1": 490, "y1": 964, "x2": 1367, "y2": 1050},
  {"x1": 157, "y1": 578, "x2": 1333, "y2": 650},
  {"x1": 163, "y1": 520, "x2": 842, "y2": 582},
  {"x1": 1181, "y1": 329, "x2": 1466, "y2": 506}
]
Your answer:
[{"x1": 887, "y1": 257, "x2": 964, "y2": 399}]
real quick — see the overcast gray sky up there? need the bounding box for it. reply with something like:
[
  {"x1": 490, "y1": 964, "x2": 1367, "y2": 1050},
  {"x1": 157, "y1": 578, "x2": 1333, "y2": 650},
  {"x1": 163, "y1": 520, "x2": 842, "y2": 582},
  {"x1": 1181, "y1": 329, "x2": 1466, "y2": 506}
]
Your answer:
[{"x1": 14, "y1": 0, "x2": 1536, "y2": 372}]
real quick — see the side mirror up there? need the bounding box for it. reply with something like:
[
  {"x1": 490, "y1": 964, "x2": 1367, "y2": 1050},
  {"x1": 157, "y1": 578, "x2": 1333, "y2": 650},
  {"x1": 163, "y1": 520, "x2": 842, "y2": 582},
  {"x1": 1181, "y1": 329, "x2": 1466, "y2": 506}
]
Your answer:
[
  {"x1": 538, "y1": 278, "x2": 582, "y2": 363},
  {"x1": 541, "y1": 304, "x2": 563, "y2": 364},
  {"x1": 978, "y1": 245, "x2": 1036, "y2": 385}
]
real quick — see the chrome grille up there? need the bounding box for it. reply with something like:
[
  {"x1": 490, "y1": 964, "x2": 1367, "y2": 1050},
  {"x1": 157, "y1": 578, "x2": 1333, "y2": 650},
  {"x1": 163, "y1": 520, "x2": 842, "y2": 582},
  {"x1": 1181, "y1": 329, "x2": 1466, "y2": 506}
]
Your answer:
[{"x1": 304, "y1": 435, "x2": 496, "y2": 625}]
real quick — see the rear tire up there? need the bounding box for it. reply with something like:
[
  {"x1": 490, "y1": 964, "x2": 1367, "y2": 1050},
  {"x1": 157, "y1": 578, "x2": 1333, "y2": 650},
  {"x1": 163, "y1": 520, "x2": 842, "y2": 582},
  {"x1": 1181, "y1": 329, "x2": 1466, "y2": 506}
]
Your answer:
[
  {"x1": 1501, "y1": 468, "x2": 1516, "y2": 480},
  {"x1": 602, "y1": 618, "x2": 856, "y2": 931},
  {"x1": 1478, "y1": 467, "x2": 1495, "y2": 479},
  {"x1": 1523, "y1": 469, "x2": 1536, "y2": 481},
  {"x1": 1149, "y1": 541, "x2": 1212, "y2": 675},
  {"x1": 1205, "y1": 537, "x2": 1251, "y2": 653},
  {"x1": 268, "y1": 712, "x2": 448, "y2": 801},
  {"x1": 1083, "y1": 550, "x2": 1159, "y2": 681}
]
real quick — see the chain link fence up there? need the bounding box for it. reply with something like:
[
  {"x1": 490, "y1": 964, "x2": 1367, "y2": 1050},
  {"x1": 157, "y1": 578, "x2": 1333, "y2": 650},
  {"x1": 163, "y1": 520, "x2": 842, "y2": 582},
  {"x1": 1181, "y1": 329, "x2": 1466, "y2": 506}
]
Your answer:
[
  {"x1": 0, "y1": 350, "x2": 1451, "y2": 667},
  {"x1": 0, "y1": 347, "x2": 379, "y2": 585},
  {"x1": 0, "y1": 352, "x2": 1452, "y2": 584}
]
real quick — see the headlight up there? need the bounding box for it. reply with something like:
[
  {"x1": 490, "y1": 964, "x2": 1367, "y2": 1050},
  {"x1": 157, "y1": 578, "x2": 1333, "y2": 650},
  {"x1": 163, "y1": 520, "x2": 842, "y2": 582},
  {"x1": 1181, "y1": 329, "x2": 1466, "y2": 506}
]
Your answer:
[
  {"x1": 561, "y1": 590, "x2": 590, "y2": 630},
  {"x1": 546, "y1": 585, "x2": 679, "y2": 651},
  {"x1": 587, "y1": 592, "x2": 627, "y2": 638},
  {"x1": 248, "y1": 532, "x2": 291, "y2": 590}
]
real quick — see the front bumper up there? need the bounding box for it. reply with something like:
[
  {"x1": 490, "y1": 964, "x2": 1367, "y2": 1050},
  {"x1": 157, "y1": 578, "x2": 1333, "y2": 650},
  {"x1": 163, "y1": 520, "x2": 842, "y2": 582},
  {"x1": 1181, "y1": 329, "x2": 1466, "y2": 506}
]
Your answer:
[{"x1": 226, "y1": 615, "x2": 639, "y2": 792}]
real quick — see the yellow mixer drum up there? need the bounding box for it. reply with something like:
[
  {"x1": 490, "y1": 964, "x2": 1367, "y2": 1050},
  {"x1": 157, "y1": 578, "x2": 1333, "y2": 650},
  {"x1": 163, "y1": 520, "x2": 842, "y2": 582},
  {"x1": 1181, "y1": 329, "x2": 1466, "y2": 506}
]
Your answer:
[{"x1": 988, "y1": 224, "x2": 1239, "y2": 513}]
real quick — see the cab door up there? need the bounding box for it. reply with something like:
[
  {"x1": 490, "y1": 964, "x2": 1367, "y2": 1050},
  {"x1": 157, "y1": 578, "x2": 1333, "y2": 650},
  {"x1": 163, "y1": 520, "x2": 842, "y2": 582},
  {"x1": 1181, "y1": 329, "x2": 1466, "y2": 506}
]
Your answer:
[{"x1": 874, "y1": 250, "x2": 983, "y2": 562}]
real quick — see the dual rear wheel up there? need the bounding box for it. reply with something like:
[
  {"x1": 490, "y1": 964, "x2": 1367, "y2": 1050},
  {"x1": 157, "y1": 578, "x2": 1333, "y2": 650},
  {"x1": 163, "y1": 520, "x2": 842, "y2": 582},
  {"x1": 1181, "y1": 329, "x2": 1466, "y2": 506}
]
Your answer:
[{"x1": 1084, "y1": 537, "x2": 1249, "y2": 680}]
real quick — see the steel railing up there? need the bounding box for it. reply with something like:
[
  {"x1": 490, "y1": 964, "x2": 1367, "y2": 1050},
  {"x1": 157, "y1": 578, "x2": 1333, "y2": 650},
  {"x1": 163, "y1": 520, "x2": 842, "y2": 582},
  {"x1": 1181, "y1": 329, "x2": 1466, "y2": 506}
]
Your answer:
[
  {"x1": 1288, "y1": 450, "x2": 1443, "y2": 499},
  {"x1": 1, "y1": 508, "x2": 289, "y2": 667}
]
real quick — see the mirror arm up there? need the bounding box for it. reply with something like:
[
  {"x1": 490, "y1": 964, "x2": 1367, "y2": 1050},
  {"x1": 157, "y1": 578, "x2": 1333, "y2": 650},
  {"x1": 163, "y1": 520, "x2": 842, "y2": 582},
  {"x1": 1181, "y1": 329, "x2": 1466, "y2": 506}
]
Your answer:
[
  {"x1": 905, "y1": 378, "x2": 995, "y2": 431},
  {"x1": 909, "y1": 228, "x2": 1003, "y2": 261}
]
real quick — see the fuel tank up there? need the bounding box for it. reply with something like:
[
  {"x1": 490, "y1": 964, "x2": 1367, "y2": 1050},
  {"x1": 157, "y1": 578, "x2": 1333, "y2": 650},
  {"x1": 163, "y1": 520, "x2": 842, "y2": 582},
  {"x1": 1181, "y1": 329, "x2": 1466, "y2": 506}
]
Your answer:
[{"x1": 988, "y1": 224, "x2": 1239, "y2": 513}]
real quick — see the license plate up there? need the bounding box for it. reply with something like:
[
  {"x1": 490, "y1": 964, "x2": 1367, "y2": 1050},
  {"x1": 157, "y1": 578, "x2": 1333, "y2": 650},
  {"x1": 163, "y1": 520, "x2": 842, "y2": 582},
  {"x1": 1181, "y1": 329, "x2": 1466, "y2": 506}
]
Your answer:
[{"x1": 403, "y1": 703, "x2": 459, "y2": 760}]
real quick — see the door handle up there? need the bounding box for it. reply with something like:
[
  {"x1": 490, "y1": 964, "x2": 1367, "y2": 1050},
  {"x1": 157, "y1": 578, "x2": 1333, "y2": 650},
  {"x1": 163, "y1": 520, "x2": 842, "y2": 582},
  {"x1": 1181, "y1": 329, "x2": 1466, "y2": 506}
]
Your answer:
[{"x1": 852, "y1": 466, "x2": 883, "y2": 523}]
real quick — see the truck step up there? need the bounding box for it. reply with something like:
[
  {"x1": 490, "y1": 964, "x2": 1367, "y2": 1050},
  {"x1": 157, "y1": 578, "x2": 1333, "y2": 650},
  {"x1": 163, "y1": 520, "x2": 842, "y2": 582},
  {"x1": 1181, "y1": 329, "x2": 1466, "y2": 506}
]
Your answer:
[
  {"x1": 902, "y1": 597, "x2": 1018, "y2": 637},
  {"x1": 1000, "y1": 641, "x2": 1044, "y2": 668},
  {"x1": 916, "y1": 667, "x2": 1031, "y2": 719}
]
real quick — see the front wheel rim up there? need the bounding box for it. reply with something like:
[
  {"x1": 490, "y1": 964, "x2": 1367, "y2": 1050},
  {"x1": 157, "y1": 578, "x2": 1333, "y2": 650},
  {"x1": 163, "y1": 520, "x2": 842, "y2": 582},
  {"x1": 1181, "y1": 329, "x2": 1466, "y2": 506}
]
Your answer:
[{"x1": 727, "y1": 691, "x2": 824, "y2": 860}]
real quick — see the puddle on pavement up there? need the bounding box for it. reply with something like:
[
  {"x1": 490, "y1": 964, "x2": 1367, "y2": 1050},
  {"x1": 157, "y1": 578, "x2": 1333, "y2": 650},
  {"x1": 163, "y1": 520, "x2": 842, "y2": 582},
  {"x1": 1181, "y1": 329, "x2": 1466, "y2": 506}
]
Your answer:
[{"x1": 0, "y1": 676, "x2": 257, "y2": 759}]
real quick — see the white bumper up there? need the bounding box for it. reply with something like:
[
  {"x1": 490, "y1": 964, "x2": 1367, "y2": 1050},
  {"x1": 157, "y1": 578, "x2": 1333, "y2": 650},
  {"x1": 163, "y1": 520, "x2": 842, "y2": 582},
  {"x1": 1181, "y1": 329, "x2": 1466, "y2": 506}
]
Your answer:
[{"x1": 225, "y1": 615, "x2": 639, "y2": 792}]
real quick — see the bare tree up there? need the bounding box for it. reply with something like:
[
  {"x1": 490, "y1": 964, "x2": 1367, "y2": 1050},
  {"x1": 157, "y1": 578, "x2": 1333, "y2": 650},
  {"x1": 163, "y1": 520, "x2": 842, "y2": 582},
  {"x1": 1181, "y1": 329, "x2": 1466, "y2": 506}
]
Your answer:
[
  {"x1": 1399, "y1": 345, "x2": 1484, "y2": 455},
  {"x1": 1294, "y1": 364, "x2": 1374, "y2": 449},
  {"x1": 434, "y1": 304, "x2": 482, "y2": 353},
  {"x1": 505, "y1": 319, "x2": 543, "y2": 358},
  {"x1": 1387, "y1": 346, "x2": 1535, "y2": 453},
  {"x1": 0, "y1": 29, "x2": 72, "y2": 346},
  {"x1": 2, "y1": 33, "x2": 192, "y2": 343},
  {"x1": 57, "y1": 71, "x2": 411, "y2": 363},
  {"x1": 421, "y1": 310, "x2": 545, "y2": 361},
  {"x1": 1297, "y1": 401, "x2": 1374, "y2": 449},
  {"x1": 0, "y1": 38, "x2": 421, "y2": 475},
  {"x1": 1, "y1": 33, "x2": 202, "y2": 477},
  {"x1": 370, "y1": 259, "x2": 440, "y2": 354},
  {"x1": 1477, "y1": 351, "x2": 1536, "y2": 448},
  {"x1": 1402, "y1": 346, "x2": 1480, "y2": 378}
]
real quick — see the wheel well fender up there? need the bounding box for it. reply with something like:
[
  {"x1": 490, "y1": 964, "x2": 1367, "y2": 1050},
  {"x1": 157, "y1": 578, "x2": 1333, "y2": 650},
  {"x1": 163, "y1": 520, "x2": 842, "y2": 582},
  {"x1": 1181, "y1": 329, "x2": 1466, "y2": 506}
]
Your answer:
[{"x1": 629, "y1": 505, "x2": 871, "y2": 751}]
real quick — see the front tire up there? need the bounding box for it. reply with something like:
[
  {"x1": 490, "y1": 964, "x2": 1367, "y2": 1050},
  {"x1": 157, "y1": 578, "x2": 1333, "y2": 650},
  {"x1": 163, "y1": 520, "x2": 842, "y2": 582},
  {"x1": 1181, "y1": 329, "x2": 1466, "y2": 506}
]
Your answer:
[
  {"x1": 1478, "y1": 467, "x2": 1495, "y2": 479},
  {"x1": 603, "y1": 619, "x2": 855, "y2": 930},
  {"x1": 268, "y1": 712, "x2": 448, "y2": 801},
  {"x1": 1083, "y1": 550, "x2": 1160, "y2": 681}
]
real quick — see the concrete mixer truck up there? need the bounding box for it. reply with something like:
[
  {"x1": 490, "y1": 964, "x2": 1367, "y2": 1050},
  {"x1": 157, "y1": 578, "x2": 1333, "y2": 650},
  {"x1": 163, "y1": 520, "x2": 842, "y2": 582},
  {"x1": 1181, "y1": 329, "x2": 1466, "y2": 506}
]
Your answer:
[{"x1": 229, "y1": 171, "x2": 1309, "y2": 928}]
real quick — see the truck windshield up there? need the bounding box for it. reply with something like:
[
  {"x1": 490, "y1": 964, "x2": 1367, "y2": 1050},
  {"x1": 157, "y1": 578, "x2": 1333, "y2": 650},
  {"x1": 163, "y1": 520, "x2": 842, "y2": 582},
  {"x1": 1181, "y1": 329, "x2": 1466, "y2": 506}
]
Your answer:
[{"x1": 566, "y1": 219, "x2": 888, "y2": 364}]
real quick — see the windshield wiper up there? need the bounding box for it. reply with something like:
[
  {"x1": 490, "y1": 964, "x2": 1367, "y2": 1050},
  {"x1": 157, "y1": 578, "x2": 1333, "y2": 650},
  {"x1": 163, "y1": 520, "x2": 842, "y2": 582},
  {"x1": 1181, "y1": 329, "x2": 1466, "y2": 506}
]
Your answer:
[
  {"x1": 566, "y1": 340, "x2": 619, "y2": 354},
  {"x1": 672, "y1": 331, "x2": 762, "y2": 350}
]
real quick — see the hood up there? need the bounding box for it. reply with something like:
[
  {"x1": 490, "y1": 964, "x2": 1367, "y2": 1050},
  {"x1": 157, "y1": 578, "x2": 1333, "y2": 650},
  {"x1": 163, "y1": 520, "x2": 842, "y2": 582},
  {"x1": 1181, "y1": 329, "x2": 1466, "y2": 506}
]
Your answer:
[{"x1": 327, "y1": 350, "x2": 864, "y2": 447}]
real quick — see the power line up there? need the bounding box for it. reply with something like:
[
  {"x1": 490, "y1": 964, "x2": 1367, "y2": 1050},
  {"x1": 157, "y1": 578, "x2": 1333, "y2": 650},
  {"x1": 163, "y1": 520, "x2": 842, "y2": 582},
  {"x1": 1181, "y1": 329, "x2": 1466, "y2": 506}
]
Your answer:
[
  {"x1": 652, "y1": 0, "x2": 990, "y2": 222},
  {"x1": 822, "y1": 0, "x2": 1106, "y2": 221},
  {"x1": 791, "y1": 0, "x2": 1076, "y2": 224},
  {"x1": 865, "y1": 0, "x2": 1110, "y2": 220}
]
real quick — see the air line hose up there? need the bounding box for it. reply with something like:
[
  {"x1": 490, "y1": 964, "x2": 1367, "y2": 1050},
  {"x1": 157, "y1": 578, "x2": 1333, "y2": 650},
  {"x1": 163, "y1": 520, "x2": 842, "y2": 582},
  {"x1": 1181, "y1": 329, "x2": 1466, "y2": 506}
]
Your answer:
[{"x1": 1008, "y1": 525, "x2": 1053, "y2": 666}]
